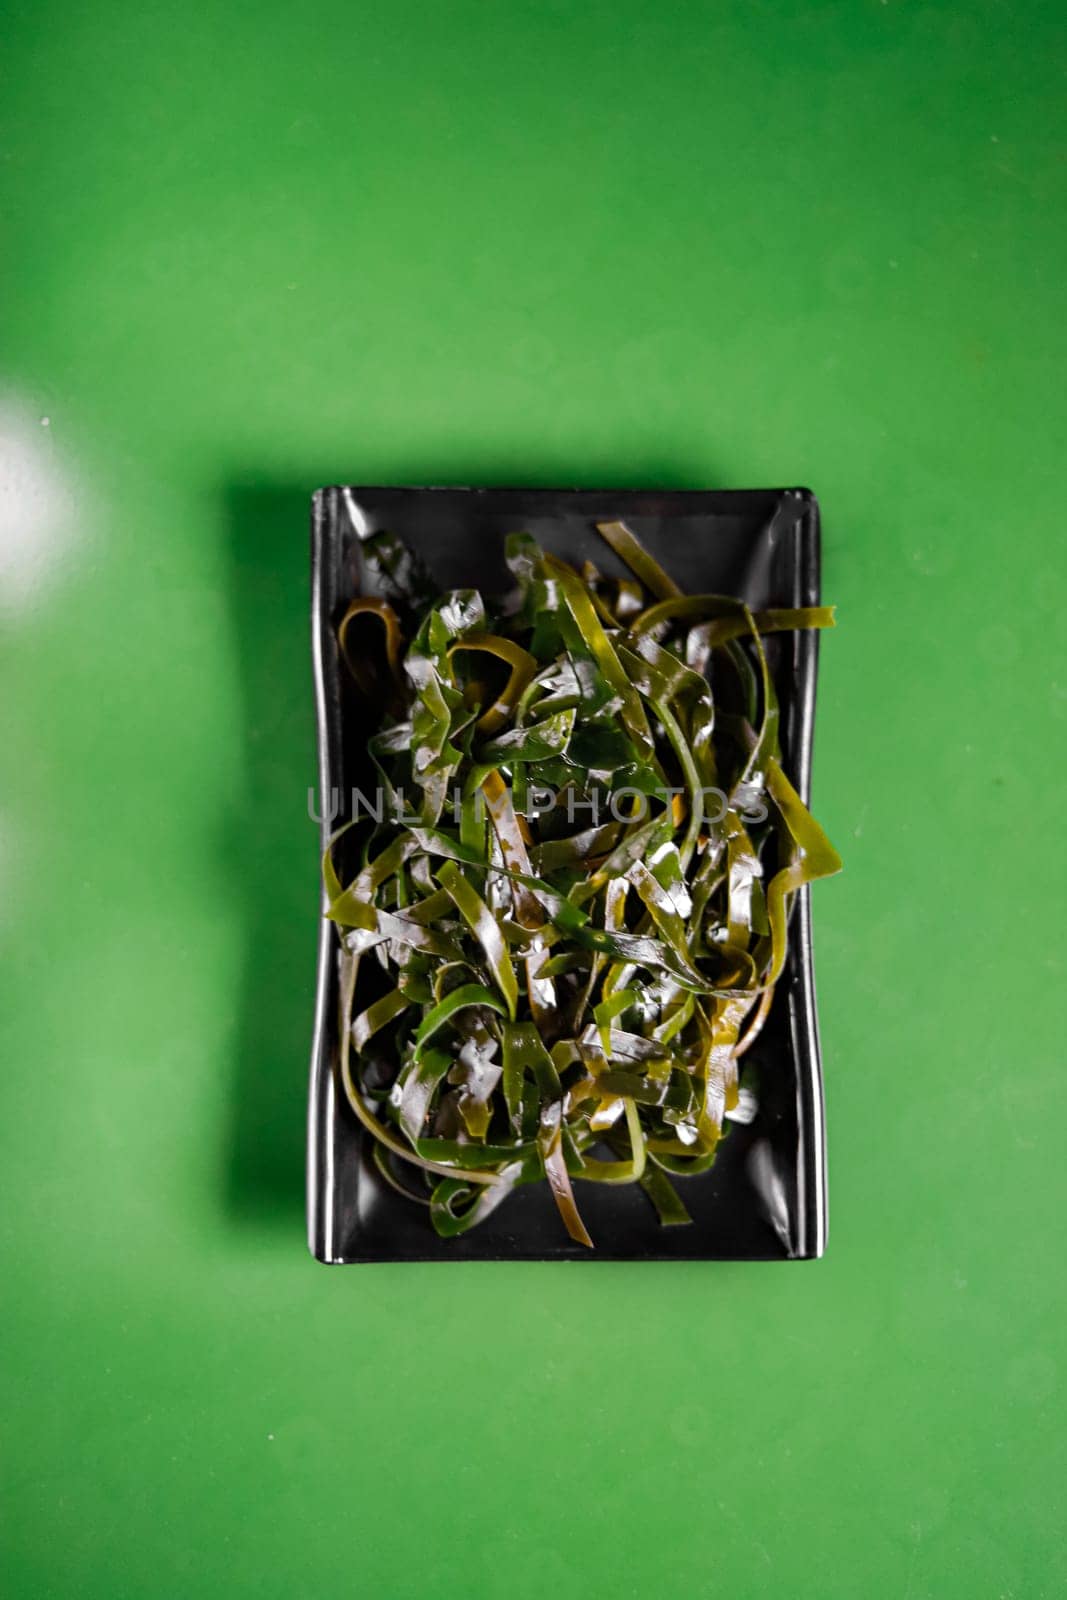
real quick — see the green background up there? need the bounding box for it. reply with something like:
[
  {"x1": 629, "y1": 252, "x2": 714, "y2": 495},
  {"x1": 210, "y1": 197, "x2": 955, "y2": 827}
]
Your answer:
[{"x1": 3, "y1": 1, "x2": 1064, "y2": 1594}]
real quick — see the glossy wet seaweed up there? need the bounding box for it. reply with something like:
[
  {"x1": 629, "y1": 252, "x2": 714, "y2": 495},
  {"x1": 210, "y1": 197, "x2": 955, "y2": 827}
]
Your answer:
[{"x1": 324, "y1": 519, "x2": 840, "y2": 1247}]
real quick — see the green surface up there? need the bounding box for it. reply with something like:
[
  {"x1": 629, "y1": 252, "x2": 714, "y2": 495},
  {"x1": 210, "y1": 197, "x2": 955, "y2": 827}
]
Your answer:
[{"x1": 2, "y1": 1, "x2": 1064, "y2": 1594}]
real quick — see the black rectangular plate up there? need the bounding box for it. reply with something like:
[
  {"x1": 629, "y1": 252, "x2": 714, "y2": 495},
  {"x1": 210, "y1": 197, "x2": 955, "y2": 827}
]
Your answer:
[{"x1": 308, "y1": 486, "x2": 828, "y2": 1263}]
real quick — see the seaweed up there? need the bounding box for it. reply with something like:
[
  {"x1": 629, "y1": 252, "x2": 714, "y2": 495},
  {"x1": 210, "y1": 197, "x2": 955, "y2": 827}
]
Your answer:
[{"x1": 325, "y1": 521, "x2": 840, "y2": 1246}]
